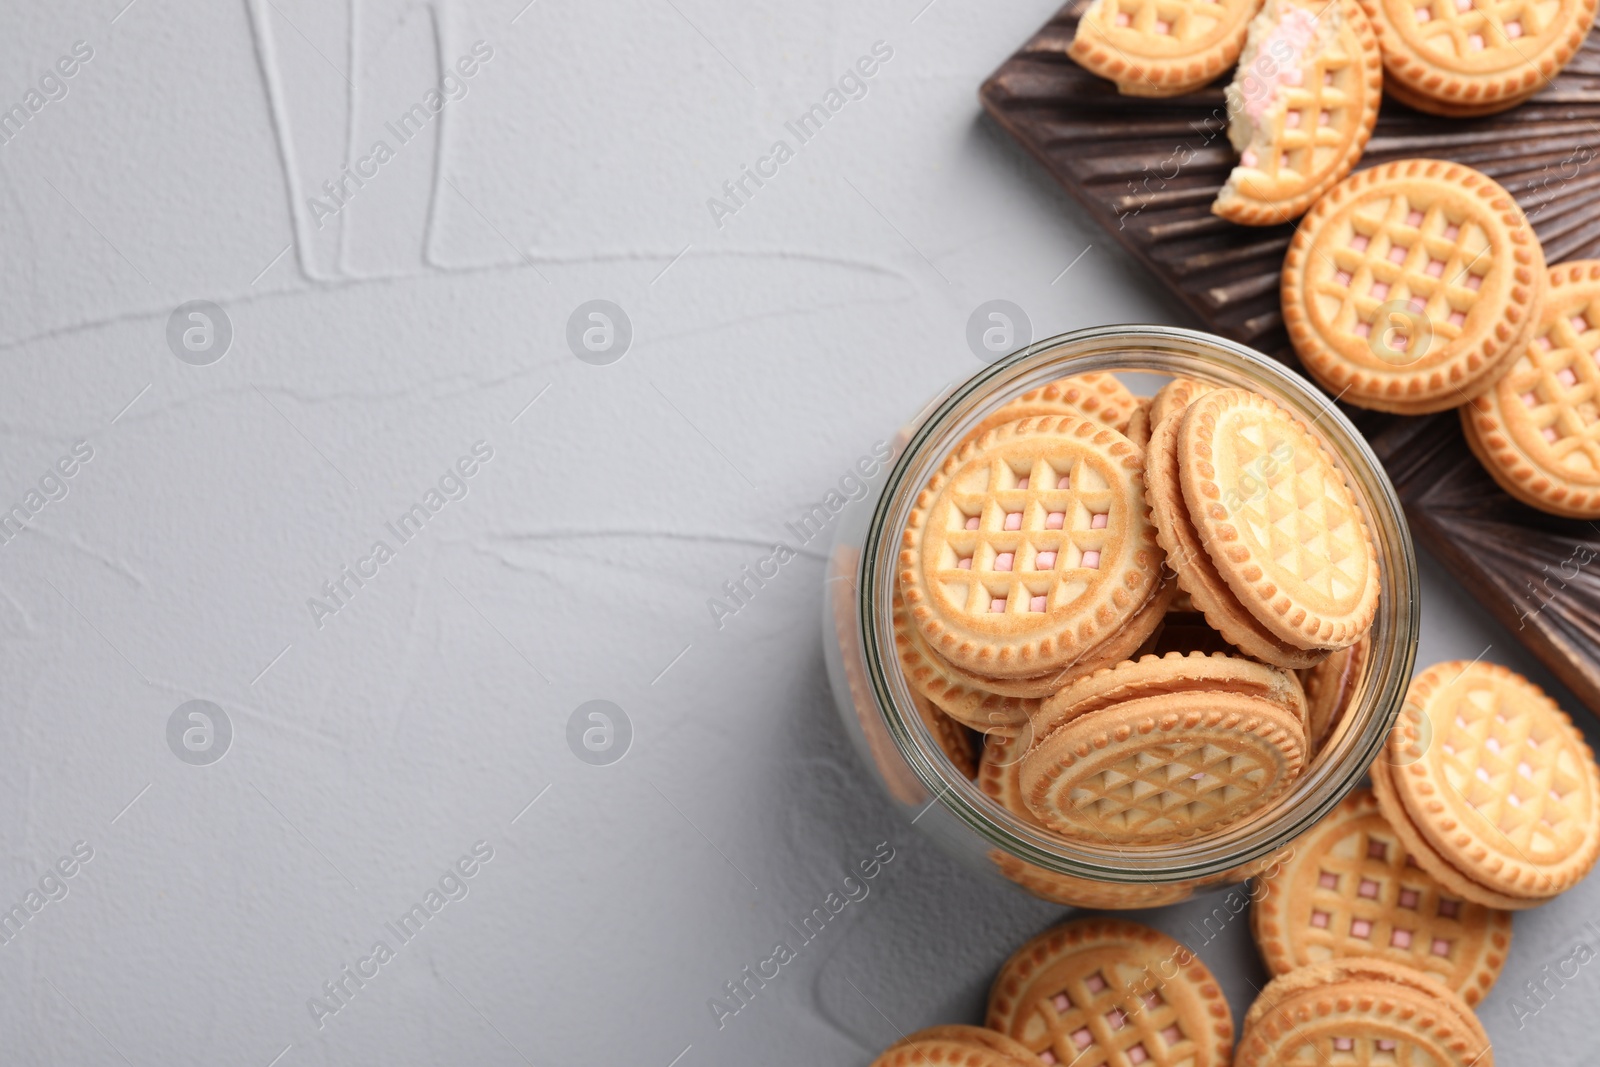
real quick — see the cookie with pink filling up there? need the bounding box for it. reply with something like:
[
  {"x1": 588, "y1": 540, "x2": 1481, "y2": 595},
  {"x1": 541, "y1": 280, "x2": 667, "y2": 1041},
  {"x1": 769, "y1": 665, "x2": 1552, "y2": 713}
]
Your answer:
[
  {"x1": 1215, "y1": 0, "x2": 1382, "y2": 226},
  {"x1": 899, "y1": 415, "x2": 1163, "y2": 680},
  {"x1": 1282, "y1": 158, "x2": 1546, "y2": 413},
  {"x1": 1463, "y1": 260, "x2": 1600, "y2": 518},
  {"x1": 1235, "y1": 958, "x2": 1492, "y2": 1067},
  {"x1": 1069, "y1": 0, "x2": 1266, "y2": 96},
  {"x1": 1250, "y1": 787, "x2": 1512, "y2": 1005},
  {"x1": 1359, "y1": 0, "x2": 1597, "y2": 116},
  {"x1": 987, "y1": 919, "x2": 1233, "y2": 1066}
]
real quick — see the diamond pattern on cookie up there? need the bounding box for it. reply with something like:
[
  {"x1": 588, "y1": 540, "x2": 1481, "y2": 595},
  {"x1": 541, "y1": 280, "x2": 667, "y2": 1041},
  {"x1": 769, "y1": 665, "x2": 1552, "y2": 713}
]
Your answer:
[
  {"x1": 1020, "y1": 692, "x2": 1305, "y2": 843},
  {"x1": 1179, "y1": 389, "x2": 1379, "y2": 648},
  {"x1": 1463, "y1": 260, "x2": 1600, "y2": 517},
  {"x1": 900, "y1": 416, "x2": 1161, "y2": 678},
  {"x1": 987, "y1": 920, "x2": 1233, "y2": 1067},
  {"x1": 1251, "y1": 788, "x2": 1511, "y2": 1004},
  {"x1": 1389, "y1": 660, "x2": 1600, "y2": 899}
]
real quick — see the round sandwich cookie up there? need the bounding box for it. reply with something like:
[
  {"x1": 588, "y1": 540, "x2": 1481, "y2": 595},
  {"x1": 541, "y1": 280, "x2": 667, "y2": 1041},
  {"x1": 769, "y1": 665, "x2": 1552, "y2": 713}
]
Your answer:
[
  {"x1": 1370, "y1": 754, "x2": 1536, "y2": 910},
  {"x1": 1033, "y1": 651, "x2": 1307, "y2": 741},
  {"x1": 1283, "y1": 158, "x2": 1546, "y2": 413},
  {"x1": 987, "y1": 919, "x2": 1233, "y2": 1066},
  {"x1": 1463, "y1": 260, "x2": 1600, "y2": 518},
  {"x1": 1301, "y1": 630, "x2": 1370, "y2": 751},
  {"x1": 1179, "y1": 388, "x2": 1381, "y2": 650},
  {"x1": 1250, "y1": 787, "x2": 1512, "y2": 1004},
  {"x1": 1236, "y1": 958, "x2": 1492, "y2": 1067},
  {"x1": 989, "y1": 849, "x2": 1200, "y2": 909},
  {"x1": 967, "y1": 374, "x2": 1141, "y2": 443},
  {"x1": 1359, "y1": 0, "x2": 1597, "y2": 116},
  {"x1": 893, "y1": 591, "x2": 1040, "y2": 736},
  {"x1": 1382, "y1": 659, "x2": 1600, "y2": 902},
  {"x1": 899, "y1": 416, "x2": 1164, "y2": 679},
  {"x1": 1214, "y1": 0, "x2": 1383, "y2": 226},
  {"x1": 1069, "y1": 0, "x2": 1266, "y2": 97},
  {"x1": 1148, "y1": 376, "x2": 1216, "y2": 431},
  {"x1": 880, "y1": 1025, "x2": 1038, "y2": 1066},
  {"x1": 1145, "y1": 404, "x2": 1328, "y2": 668},
  {"x1": 1019, "y1": 691, "x2": 1306, "y2": 843},
  {"x1": 870, "y1": 1038, "x2": 1031, "y2": 1067}
]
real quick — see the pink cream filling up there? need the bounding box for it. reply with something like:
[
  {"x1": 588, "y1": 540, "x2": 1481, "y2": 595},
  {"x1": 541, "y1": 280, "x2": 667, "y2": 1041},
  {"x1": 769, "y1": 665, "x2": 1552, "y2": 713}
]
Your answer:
[
  {"x1": 1559, "y1": 368, "x2": 1578, "y2": 386},
  {"x1": 1082, "y1": 550, "x2": 1101, "y2": 569},
  {"x1": 995, "y1": 552, "x2": 1014, "y2": 571},
  {"x1": 1035, "y1": 551, "x2": 1057, "y2": 569},
  {"x1": 1241, "y1": 9, "x2": 1321, "y2": 121},
  {"x1": 1030, "y1": 595, "x2": 1048, "y2": 612},
  {"x1": 1090, "y1": 512, "x2": 1108, "y2": 528},
  {"x1": 1399, "y1": 888, "x2": 1419, "y2": 908}
]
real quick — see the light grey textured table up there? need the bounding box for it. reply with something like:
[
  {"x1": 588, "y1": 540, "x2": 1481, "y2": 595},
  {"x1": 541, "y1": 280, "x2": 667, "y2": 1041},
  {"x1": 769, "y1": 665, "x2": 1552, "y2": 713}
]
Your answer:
[{"x1": 3, "y1": 1, "x2": 1597, "y2": 1064}]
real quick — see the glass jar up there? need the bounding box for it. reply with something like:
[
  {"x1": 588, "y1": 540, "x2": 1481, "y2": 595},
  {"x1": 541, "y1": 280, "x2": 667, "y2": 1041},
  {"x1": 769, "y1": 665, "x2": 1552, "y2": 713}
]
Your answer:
[{"x1": 824, "y1": 325, "x2": 1419, "y2": 907}]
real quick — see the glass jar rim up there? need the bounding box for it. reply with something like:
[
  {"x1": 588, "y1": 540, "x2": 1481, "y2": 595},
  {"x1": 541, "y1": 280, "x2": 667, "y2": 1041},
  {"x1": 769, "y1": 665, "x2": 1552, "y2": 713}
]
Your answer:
[{"x1": 857, "y1": 324, "x2": 1419, "y2": 882}]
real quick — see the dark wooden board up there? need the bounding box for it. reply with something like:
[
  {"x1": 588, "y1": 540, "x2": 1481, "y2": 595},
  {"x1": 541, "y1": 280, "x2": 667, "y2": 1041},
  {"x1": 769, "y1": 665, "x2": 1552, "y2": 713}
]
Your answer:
[{"x1": 980, "y1": 4, "x2": 1600, "y2": 713}]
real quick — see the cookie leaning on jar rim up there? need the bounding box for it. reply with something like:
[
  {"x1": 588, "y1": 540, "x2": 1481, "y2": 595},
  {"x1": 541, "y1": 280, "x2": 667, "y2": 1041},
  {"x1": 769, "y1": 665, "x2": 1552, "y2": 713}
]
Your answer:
[{"x1": 896, "y1": 372, "x2": 1380, "y2": 847}]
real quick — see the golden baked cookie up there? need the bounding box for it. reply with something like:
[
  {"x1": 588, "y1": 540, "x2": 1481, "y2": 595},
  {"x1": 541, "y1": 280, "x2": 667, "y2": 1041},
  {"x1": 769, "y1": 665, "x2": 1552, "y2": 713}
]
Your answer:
[
  {"x1": 1282, "y1": 158, "x2": 1546, "y2": 413},
  {"x1": 1462, "y1": 260, "x2": 1600, "y2": 518},
  {"x1": 1236, "y1": 958, "x2": 1492, "y2": 1066},
  {"x1": 1382, "y1": 70, "x2": 1534, "y2": 114},
  {"x1": 900, "y1": 416, "x2": 1163, "y2": 679},
  {"x1": 1301, "y1": 630, "x2": 1369, "y2": 751},
  {"x1": 910, "y1": 690, "x2": 980, "y2": 779},
  {"x1": 1033, "y1": 651, "x2": 1307, "y2": 740},
  {"x1": 979, "y1": 733, "x2": 1044, "y2": 826},
  {"x1": 967, "y1": 374, "x2": 1140, "y2": 443},
  {"x1": 1179, "y1": 388, "x2": 1380, "y2": 649},
  {"x1": 893, "y1": 591, "x2": 1040, "y2": 736},
  {"x1": 1124, "y1": 399, "x2": 1153, "y2": 451},
  {"x1": 1069, "y1": 0, "x2": 1267, "y2": 97},
  {"x1": 1019, "y1": 691, "x2": 1306, "y2": 842},
  {"x1": 1145, "y1": 406, "x2": 1328, "y2": 667},
  {"x1": 989, "y1": 849, "x2": 1200, "y2": 909},
  {"x1": 883, "y1": 1025, "x2": 1037, "y2": 1065},
  {"x1": 987, "y1": 919, "x2": 1233, "y2": 1066},
  {"x1": 870, "y1": 1037, "x2": 1031, "y2": 1067},
  {"x1": 1148, "y1": 377, "x2": 1215, "y2": 430},
  {"x1": 1383, "y1": 659, "x2": 1600, "y2": 901},
  {"x1": 1250, "y1": 787, "x2": 1511, "y2": 1004},
  {"x1": 1214, "y1": 0, "x2": 1383, "y2": 226},
  {"x1": 1359, "y1": 0, "x2": 1597, "y2": 116},
  {"x1": 1371, "y1": 754, "x2": 1537, "y2": 909}
]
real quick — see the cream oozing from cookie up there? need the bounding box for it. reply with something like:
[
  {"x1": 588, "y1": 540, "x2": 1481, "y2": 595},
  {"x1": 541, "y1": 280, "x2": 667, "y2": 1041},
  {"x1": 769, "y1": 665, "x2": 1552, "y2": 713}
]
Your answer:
[{"x1": 1222, "y1": 1, "x2": 1338, "y2": 179}]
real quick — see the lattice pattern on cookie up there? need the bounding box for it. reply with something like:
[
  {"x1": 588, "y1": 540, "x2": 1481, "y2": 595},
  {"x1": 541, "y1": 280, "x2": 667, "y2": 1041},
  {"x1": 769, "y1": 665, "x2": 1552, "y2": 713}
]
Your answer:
[
  {"x1": 1314, "y1": 193, "x2": 1493, "y2": 346},
  {"x1": 1402, "y1": 0, "x2": 1554, "y2": 61},
  {"x1": 1025, "y1": 961, "x2": 1198, "y2": 1066},
  {"x1": 1242, "y1": 26, "x2": 1357, "y2": 182},
  {"x1": 1295, "y1": 817, "x2": 1488, "y2": 980},
  {"x1": 1069, "y1": 737, "x2": 1280, "y2": 833},
  {"x1": 935, "y1": 454, "x2": 1118, "y2": 616},
  {"x1": 1103, "y1": 0, "x2": 1236, "y2": 41},
  {"x1": 1501, "y1": 294, "x2": 1600, "y2": 466},
  {"x1": 1223, "y1": 412, "x2": 1368, "y2": 607},
  {"x1": 1433, "y1": 672, "x2": 1591, "y2": 860}
]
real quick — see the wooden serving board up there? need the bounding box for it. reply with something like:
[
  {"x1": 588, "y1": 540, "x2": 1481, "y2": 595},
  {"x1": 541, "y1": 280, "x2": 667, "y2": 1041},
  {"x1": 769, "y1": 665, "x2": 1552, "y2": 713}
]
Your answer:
[{"x1": 979, "y1": 4, "x2": 1600, "y2": 714}]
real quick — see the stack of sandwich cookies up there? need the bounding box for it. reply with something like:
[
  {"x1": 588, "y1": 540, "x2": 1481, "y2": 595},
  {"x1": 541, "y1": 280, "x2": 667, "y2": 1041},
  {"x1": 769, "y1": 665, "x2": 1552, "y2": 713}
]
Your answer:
[
  {"x1": 1281, "y1": 158, "x2": 1546, "y2": 413},
  {"x1": 1068, "y1": 0, "x2": 1267, "y2": 97},
  {"x1": 1462, "y1": 260, "x2": 1600, "y2": 518},
  {"x1": 986, "y1": 919, "x2": 1234, "y2": 1066},
  {"x1": 1149, "y1": 386, "x2": 1379, "y2": 668},
  {"x1": 1234, "y1": 958, "x2": 1493, "y2": 1066},
  {"x1": 1214, "y1": 0, "x2": 1384, "y2": 225},
  {"x1": 1359, "y1": 0, "x2": 1597, "y2": 116},
  {"x1": 1250, "y1": 787, "x2": 1512, "y2": 1005},
  {"x1": 1372, "y1": 659, "x2": 1600, "y2": 908}
]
